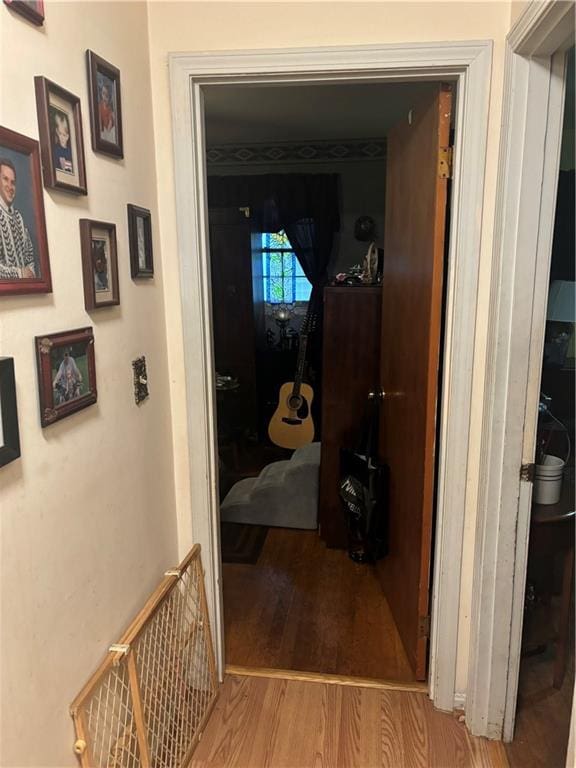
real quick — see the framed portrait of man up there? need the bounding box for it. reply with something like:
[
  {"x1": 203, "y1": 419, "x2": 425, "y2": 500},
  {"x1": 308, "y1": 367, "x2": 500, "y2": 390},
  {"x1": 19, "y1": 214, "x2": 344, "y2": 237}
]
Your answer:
[{"x1": 0, "y1": 126, "x2": 52, "y2": 296}]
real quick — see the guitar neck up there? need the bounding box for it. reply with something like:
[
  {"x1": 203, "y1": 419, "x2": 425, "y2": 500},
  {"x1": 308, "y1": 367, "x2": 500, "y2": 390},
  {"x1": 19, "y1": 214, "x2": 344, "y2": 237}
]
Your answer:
[{"x1": 292, "y1": 333, "x2": 308, "y2": 398}]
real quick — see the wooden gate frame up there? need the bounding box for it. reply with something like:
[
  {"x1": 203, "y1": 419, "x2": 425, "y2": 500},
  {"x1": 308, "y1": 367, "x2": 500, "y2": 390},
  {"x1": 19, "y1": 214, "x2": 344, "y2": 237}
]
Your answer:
[{"x1": 70, "y1": 545, "x2": 218, "y2": 767}]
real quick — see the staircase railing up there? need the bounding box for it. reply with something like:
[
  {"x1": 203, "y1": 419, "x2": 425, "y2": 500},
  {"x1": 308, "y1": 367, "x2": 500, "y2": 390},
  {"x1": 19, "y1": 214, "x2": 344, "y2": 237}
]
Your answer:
[{"x1": 70, "y1": 544, "x2": 218, "y2": 767}]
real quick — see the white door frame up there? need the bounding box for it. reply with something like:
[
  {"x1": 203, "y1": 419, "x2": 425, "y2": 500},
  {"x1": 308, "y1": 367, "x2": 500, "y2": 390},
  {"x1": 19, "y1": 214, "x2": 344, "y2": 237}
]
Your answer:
[
  {"x1": 168, "y1": 40, "x2": 492, "y2": 716},
  {"x1": 466, "y1": 0, "x2": 574, "y2": 742}
]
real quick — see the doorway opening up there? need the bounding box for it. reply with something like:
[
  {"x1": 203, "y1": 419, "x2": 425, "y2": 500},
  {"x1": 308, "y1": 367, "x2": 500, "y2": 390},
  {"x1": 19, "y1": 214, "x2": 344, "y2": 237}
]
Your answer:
[
  {"x1": 204, "y1": 79, "x2": 456, "y2": 685},
  {"x1": 169, "y1": 40, "x2": 491, "y2": 717},
  {"x1": 504, "y1": 44, "x2": 575, "y2": 768}
]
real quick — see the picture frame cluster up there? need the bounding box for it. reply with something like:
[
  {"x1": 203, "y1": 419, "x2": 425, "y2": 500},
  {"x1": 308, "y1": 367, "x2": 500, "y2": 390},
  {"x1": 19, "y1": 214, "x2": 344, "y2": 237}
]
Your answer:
[{"x1": 0, "y1": 22, "x2": 155, "y2": 457}]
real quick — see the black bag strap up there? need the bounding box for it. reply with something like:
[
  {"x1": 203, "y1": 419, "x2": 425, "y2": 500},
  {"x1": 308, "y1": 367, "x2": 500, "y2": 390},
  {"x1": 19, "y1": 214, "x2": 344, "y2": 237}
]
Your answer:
[{"x1": 355, "y1": 394, "x2": 380, "y2": 460}]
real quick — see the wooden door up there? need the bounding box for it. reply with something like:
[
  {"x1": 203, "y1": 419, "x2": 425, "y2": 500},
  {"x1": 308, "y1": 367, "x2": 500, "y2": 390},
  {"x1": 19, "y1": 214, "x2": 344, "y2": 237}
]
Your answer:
[
  {"x1": 376, "y1": 84, "x2": 452, "y2": 681},
  {"x1": 209, "y1": 208, "x2": 262, "y2": 436},
  {"x1": 319, "y1": 286, "x2": 382, "y2": 548}
]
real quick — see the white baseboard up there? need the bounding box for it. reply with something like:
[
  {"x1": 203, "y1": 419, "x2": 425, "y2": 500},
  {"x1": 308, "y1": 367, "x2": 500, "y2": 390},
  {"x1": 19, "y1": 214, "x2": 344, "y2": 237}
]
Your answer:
[{"x1": 454, "y1": 692, "x2": 466, "y2": 711}]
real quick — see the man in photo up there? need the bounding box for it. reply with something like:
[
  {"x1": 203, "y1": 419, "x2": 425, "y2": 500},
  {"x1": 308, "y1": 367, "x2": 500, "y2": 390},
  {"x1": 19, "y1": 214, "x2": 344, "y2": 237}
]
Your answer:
[
  {"x1": 0, "y1": 157, "x2": 36, "y2": 280},
  {"x1": 52, "y1": 109, "x2": 73, "y2": 174}
]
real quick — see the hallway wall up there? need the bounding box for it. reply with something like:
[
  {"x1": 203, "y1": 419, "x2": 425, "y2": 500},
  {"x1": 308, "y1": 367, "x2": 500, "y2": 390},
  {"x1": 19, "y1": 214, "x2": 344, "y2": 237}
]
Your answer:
[
  {"x1": 0, "y1": 3, "x2": 178, "y2": 765},
  {"x1": 146, "y1": 0, "x2": 512, "y2": 699}
]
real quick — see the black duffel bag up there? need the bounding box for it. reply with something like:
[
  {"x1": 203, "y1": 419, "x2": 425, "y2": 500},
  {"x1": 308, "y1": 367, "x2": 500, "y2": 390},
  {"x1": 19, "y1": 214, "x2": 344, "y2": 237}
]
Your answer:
[{"x1": 339, "y1": 396, "x2": 389, "y2": 563}]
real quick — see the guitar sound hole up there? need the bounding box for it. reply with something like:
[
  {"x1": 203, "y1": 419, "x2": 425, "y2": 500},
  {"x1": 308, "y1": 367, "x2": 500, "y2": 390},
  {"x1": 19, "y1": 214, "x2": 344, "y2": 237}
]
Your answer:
[{"x1": 288, "y1": 395, "x2": 302, "y2": 411}]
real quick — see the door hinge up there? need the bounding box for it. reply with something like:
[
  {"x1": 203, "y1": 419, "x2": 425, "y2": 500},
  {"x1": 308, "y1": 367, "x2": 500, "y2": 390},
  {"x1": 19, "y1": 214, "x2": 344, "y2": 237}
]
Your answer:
[
  {"x1": 418, "y1": 614, "x2": 431, "y2": 638},
  {"x1": 438, "y1": 146, "x2": 453, "y2": 179},
  {"x1": 520, "y1": 462, "x2": 535, "y2": 483}
]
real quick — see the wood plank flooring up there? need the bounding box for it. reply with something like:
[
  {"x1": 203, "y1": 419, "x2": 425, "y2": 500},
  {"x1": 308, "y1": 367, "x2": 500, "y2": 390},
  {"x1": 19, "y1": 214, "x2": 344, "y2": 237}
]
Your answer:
[
  {"x1": 222, "y1": 528, "x2": 414, "y2": 681},
  {"x1": 190, "y1": 675, "x2": 509, "y2": 768}
]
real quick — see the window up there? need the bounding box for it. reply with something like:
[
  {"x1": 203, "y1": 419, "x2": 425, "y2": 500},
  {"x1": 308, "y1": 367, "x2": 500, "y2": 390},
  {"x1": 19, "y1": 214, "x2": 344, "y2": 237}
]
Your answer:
[{"x1": 260, "y1": 231, "x2": 312, "y2": 304}]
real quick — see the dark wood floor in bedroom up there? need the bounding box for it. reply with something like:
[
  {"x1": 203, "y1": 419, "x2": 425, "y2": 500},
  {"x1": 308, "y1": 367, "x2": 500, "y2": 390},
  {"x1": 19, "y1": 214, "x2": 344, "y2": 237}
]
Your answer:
[
  {"x1": 222, "y1": 527, "x2": 415, "y2": 681},
  {"x1": 505, "y1": 647, "x2": 574, "y2": 768}
]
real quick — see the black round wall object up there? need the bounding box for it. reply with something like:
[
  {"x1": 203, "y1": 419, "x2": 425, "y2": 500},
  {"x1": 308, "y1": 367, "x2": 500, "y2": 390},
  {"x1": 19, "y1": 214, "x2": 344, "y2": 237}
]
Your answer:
[{"x1": 354, "y1": 215, "x2": 376, "y2": 242}]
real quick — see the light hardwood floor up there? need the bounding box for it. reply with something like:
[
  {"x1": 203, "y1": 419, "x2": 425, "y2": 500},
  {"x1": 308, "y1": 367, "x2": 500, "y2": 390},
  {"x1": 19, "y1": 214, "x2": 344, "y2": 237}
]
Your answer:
[
  {"x1": 190, "y1": 674, "x2": 509, "y2": 768},
  {"x1": 222, "y1": 528, "x2": 414, "y2": 681}
]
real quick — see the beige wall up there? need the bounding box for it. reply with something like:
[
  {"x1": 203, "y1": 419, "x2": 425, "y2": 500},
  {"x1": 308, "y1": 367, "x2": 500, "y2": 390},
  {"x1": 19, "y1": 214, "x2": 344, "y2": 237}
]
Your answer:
[
  {"x1": 510, "y1": 0, "x2": 531, "y2": 25},
  {"x1": 147, "y1": 0, "x2": 512, "y2": 695},
  {"x1": 0, "y1": 3, "x2": 178, "y2": 765}
]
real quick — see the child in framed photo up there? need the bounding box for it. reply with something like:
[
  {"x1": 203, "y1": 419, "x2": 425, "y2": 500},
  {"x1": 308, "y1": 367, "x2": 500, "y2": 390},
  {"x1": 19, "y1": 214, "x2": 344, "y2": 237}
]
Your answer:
[
  {"x1": 35, "y1": 328, "x2": 96, "y2": 427},
  {"x1": 87, "y1": 51, "x2": 123, "y2": 158},
  {"x1": 50, "y1": 107, "x2": 73, "y2": 174},
  {"x1": 92, "y1": 237, "x2": 109, "y2": 293},
  {"x1": 52, "y1": 346, "x2": 85, "y2": 405},
  {"x1": 34, "y1": 77, "x2": 87, "y2": 195},
  {"x1": 97, "y1": 74, "x2": 117, "y2": 144},
  {"x1": 79, "y1": 219, "x2": 119, "y2": 310}
]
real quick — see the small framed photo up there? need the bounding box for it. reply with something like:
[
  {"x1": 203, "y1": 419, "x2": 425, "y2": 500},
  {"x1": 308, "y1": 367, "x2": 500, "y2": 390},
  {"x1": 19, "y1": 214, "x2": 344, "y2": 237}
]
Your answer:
[
  {"x1": 127, "y1": 204, "x2": 153, "y2": 278},
  {"x1": 34, "y1": 77, "x2": 87, "y2": 195},
  {"x1": 3, "y1": 0, "x2": 44, "y2": 25},
  {"x1": 86, "y1": 50, "x2": 123, "y2": 158},
  {"x1": 0, "y1": 358, "x2": 21, "y2": 468},
  {"x1": 79, "y1": 219, "x2": 120, "y2": 310},
  {"x1": 0, "y1": 126, "x2": 52, "y2": 296},
  {"x1": 35, "y1": 327, "x2": 97, "y2": 428}
]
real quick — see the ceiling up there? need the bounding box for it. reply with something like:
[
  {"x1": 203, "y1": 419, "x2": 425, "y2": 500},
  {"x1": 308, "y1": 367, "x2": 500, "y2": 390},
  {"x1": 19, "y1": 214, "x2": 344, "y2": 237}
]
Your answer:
[{"x1": 203, "y1": 81, "x2": 441, "y2": 145}]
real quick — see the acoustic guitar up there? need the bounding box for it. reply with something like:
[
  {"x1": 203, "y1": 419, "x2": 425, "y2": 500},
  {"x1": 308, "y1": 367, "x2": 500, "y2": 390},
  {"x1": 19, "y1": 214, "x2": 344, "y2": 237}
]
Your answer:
[{"x1": 268, "y1": 324, "x2": 315, "y2": 450}]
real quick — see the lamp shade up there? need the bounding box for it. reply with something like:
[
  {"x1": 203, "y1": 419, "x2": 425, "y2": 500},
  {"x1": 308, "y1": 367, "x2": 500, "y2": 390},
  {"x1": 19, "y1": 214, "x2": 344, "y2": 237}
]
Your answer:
[{"x1": 547, "y1": 280, "x2": 575, "y2": 322}]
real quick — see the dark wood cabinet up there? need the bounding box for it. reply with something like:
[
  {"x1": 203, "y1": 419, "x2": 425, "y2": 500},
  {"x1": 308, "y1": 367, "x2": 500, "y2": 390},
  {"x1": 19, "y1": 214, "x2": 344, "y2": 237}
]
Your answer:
[{"x1": 319, "y1": 286, "x2": 382, "y2": 548}]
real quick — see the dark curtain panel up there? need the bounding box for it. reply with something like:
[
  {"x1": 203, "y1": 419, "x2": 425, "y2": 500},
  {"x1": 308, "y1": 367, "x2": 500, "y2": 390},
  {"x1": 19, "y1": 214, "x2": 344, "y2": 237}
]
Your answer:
[
  {"x1": 280, "y1": 216, "x2": 329, "y2": 390},
  {"x1": 207, "y1": 174, "x2": 340, "y2": 242},
  {"x1": 207, "y1": 172, "x2": 340, "y2": 375}
]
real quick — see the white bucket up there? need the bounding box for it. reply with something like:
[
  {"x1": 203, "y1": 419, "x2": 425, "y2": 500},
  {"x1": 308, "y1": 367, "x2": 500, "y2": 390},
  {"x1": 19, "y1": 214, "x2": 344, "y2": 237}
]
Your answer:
[{"x1": 533, "y1": 454, "x2": 565, "y2": 505}]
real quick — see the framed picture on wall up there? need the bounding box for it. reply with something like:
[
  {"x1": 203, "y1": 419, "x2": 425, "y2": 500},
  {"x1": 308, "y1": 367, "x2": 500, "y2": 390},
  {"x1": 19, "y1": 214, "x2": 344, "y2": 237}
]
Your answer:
[
  {"x1": 0, "y1": 357, "x2": 21, "y2": 468},
  {"x1": 34, "y1": 77, "x2": 88, "y2": 195},
  {"x1": 79, "y1": 219, "x2": 120, "y2": 310},
  {"x1": 127, "y1": 204, "x2": 154, "y2": 278},
  {"x1": 86, "y1": 50, "x2": 124, "y2": 158},
  {"x1": 0, "y1": 126, "x2": 52, "y2": 296},
  {"x1": 3, "y1": 0, "x2": 44, "y2": 25},
  {"x1": 35, "y1": 327, "x2": 97, "y2": 428}
]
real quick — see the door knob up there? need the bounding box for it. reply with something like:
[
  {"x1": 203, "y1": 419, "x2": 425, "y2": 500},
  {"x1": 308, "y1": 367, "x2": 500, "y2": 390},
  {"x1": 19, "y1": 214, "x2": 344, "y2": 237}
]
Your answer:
[{"x1": 368, "y1": 389, "x2": 404, "y2": 400}]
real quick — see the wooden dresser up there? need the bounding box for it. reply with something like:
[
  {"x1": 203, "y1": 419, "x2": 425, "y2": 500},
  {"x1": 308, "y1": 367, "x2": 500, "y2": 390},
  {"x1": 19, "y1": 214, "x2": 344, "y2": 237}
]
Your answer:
[{"x1": 319, "y1": 286, "x2": 382, "y2": 548}]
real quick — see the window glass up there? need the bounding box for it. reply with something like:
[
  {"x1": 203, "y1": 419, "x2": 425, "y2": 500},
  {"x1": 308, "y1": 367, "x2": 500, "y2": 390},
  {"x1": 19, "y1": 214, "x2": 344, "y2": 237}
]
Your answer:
[{"x1": 260, "y1": 231, "x2": 312, "y2": 304}]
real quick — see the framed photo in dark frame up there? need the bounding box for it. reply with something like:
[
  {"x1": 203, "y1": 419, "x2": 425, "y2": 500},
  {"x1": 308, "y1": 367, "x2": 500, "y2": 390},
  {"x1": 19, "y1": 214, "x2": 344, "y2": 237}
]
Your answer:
[
  {"x1": 34, "y1": 76, "x2": 88, "y2": 195},
  {"x1": 35, "y1": 327, "x2": 97, "y2": 428},
  {"x1": 0, "y1": 126, "x2": 52, "y2": 296},
  {"x1": 0, "y1": 357, "x2": 21, "y2": 467},
  {"x1": 79, "y1": 219, "x2": 120, "y2": 310},
  {"x1": 127, "y1": 204, "x2": 154, "y2": 278},
  {"x1": 86, "y1": 50, "x2": 123, "y2": 158},
  {"x1": 3, "y1": 0, "x2": 44, "y2": 25}
]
